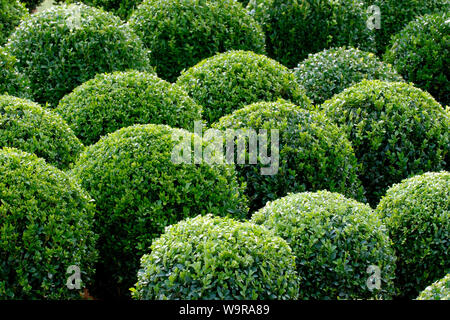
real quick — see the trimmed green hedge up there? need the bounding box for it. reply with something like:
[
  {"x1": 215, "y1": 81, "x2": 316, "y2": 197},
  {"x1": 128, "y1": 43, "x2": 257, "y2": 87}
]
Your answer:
[
  {"x1": 248, "y1": 0, "x2": 375, "y2": 68},
  {"x1": 252, "y1": 191, "x2": 396, "y2": 299},
  {"x1": 294, "y1": 47, "x2": 403, "y2": 105},
  {"x1": 322, "y1": 80, "x2": 449, "y2": 206},
  {"x1": 129, "y1": 0, "x2": 265, "y2": 82},
  {"x1": 384, "y1": 12, "x2": 449, "y2": 106},
  {"x1": 131, "y1": 214, "x2": 299, "y2": 300},
  {"x1": 363, "y1": 0, "x2": 450, "y2": 54},
  {"x1": 0, "y1": 0, "x2": 27, "y2": 45},
  {"x1": 56, "y1": 71, "x2": 202, "y2": 145},
  {"x1": 71, "y1": 124, "x2": 248, "y2": 298},
  {"x1": 417, "y1": 274, "x2": 450, "y2": 300},
  {"x1": 0, "y1": 147, "x2": 98, "y2": 299},
  {"x1": 0, "y1": 48, "x2": 30, "y2": 99},
  {"x1": 213, "y1": 100, "x2": 364, "y2": 212},
  {"x1": 5, "y1": 3, "x2": 151, "y2": 106},
  {"x1": 376, "y1": 171, "x2": 450, "y2": 299},
  {"x1": 177, "y1": 50, "x2": 311, "y2": 124},
  {"x1": 0, "y1": 95, "x2": 84, "y2": 170}
]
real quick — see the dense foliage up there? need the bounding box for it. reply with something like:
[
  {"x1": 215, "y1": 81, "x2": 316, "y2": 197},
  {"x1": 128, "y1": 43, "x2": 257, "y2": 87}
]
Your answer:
[
  {"x1": 21, "y1": 0, "x2": 44, "y2": 12},
  {"x1": 252, "y1": 191, "x2": 396, "y2": 299},
  {"x1": 376, "y1": 171, "x2": 450, "y2": 299},
  {"x1": 0, "y1": 0, "x2": 27, "y2": 45},
  {"x1": 71, "y1": 124, "x2": 247, "y2": 298},
  {"x1": 0, "y1": 48, "x2": 30, "y2": 98},
  {"x1": 294, "y1": 47, "x2": 403, "y2": 105},
  {"x1": 384, "y1": 12, "x2": 449, "y2": 106},
  {"x1": 247, "y1": 0, "x2": 375, "y2": 68},
  {"x1": 5, "y1": 3, "x2": 151, "y2": 106},
  {"x1": 322, "y1": 80, "x2": 449, "y2": 206},
  {"x1": 56, "y1": 71, "x2": 202, "y2": 145},
  {"x1": 363, "y1": 0, "x2": 450, "y2": 54},
  {"x1": 57, "y1": 0, "x2": 143, "y2": 19},
  {"x1": 129, "y1": 0, "x2": 265, "y2": 82},
  {"x1": 131, "y1": 214, "x2": 299, "y2": 300},
  {"x1": 0, "y1": 95, "x2": 84, "y2": 170},
  {"x1": 177, "y1": 50, "x2": 311, "y2": 124},
  {"x1": 213, "y1": 100, "x2": 364, "y2": 212},
  {"x1": 417, "y1": 273, "x2": 450, "y2": 300},
  {"x1": 0, "y1": 148, "x2": 98, "y2": 299}
]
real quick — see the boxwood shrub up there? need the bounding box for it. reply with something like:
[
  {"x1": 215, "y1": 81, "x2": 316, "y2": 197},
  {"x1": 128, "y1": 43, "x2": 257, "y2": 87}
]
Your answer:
[
  {"x1": 0, "y1": 95, "x2": 84, "y2": 170},
  {"x1": 417, "y1": 274, "x2": 450, "y2": 300},
  {"x1": 376, "y1": 171, "x2": 450, "y2": 299},
  {"x1": 0, "y1": 147, "x2": 98, "y2": 299},
  {"x1": 5, "y1": 3, "x2": 151, "y2": 106},
  {"x1": 56, "y1": 71, "x2": 203, "y2": 145},
  {"x1": 251, "y1": 191, "x2": 396, "y2": 299},
  {"x1": 322, "y1": 80, "x2": 449, "y2": 206},
  {"x1": 213, "y1": 100, "x2": 365, "y2": 212},
  {"x1": 177, "y1": 51, "x2": 311, "y2": 124},
  {"x1": 71, "y1": 124, "x2": 248, "y2": 298},
  {"x1": 294, "y1": 47, "x2": 403, "y2": 105},
  {"x1": 57, "y1": 0, "x2": 142, "y2": 19},
  {"x1": 129, "y1": 0, "x2": 265, "y2": 82},
  {"x1": 0, "y1": 0, "x2": 27, "y2": 45},
  {"x1": 363, "y1": 0, "x2": 450, "y2": 54},
  {"x1": 0, "y1": 48, "x2": 30, "y2": 99},
  {"x1": 384, "y1": 13, "x2": 449, "y2": 106},
  {"x1": 247, "y1": 0, "x2": 375, "y2": 68},
  {"x1": 131, "y1": 214, "x2": 299, "y2": 300}
]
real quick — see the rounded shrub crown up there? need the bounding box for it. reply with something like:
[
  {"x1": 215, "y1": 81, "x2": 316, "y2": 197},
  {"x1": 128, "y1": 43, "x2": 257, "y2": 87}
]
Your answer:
[
  {"x1": 56, "y1": 71, "x2": 203, "y2": 145},
  {"x1": 376, "y1": 171, "x2": 450, "y2": 299},
  {"x1": 71, "y1": 124, "x2": 248, "y2": 298},
  {"x1": 322, "y1": 80, "x2": 449, "y2": 206},
  {"x1": 177, "y1": 50, "x2": 311, "y2": 124},
  {"x1": 251, "y1": 191, "x2": 396, "y2": 299},
  {"x1": 0, "y1": 95, "x2": 84, "y2": 170},
  {"x1": 0, "y1": 148, "x2": 98, "y2": 299},
  {"x1": 131, "y1": 214, "x2": 299, "y2": 300},
  {"x1": 129, "y1": 0, "x2": 265, "y2": 82},
  {"x1": 213, "y1": 100, "x2": 364, "y2": 212},
  {"x1": 384, "y1": 12, "x2": 449, "y2": 106},
  {"x1": 294, "y1": 47, "x2": 403, "y2": 105},
  {"x1": 5, "y1": 3, "x2": 151, "y2": 106},
  {"x1": 0, "y1": 48, "x2": 30, "y2": 99},
  {"x1": 248, "y1": 0, "x2": 375, "y2": 68},
  {"x1": 364, "y1": 0, "x2": 450, "y2": 54},
  {"x1": 0, "y1": 0, "x2": 27, "y2": 45},
  {"x1": 417, "y1": 274, "x2": 450, "y2": 300}
]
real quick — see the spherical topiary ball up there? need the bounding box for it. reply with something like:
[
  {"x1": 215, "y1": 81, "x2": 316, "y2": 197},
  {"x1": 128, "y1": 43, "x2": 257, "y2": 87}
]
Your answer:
[
  {"x1": 131, "y1": 214, "x2": 299, "y2": 300},
  {"x1": 177, "y1": 51, "x2": 311, "y2": 124},
  {"x1": 417, "y1": 274, "x2": 450, "y2": 300},
  {"x1": 0, "y1": 95, "x2": 84, "y2": 170},
  {"x1": 384, "y1": 12, "x2": 449, "y2": 106},
  {"x1": 247, "y1": 0, "x2": 375, "y2": 68},
  {"x1": 5, "y1": 3, "x2": 151, "y2": 106},
  {"x1": 251, "y1": 191, "x2": 396, "y2": 299},
  {"x1": 294, "y1": 47, "x2": 403, "y2": 105},
  {"x1": 56, "y1": 71, "x2": 203, "y2": 145},
  {"x1": 0, "y1": 48, "x2": 30, "y2": 99},
  {"x1": 56, "y1": 0, "x2": 143, "y2": 20},
  {"x1": 213, "y1": 100, "x2": 365, "y2": 212},
  {"x1": 129, "y1": 0, "x2": 265, "y2": 82},
  {"x1": 0, "y1": 0, "x2": 27, "y2": 45},
  {"x1": 71, "y1": 124, "x2": 248, "y2": 298},
  {"x1": 322, "y1": 80, "x2": 449, "y2": 206},
  {"x1": 376, "y1": 171, "x2": 450, "y2": 299},
  {"x1": 0, "y1": 148, "x2": 98, "y2": 299},
  {"x1": 363, "y1": 0, "x2": 450, "y2": 54}
]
